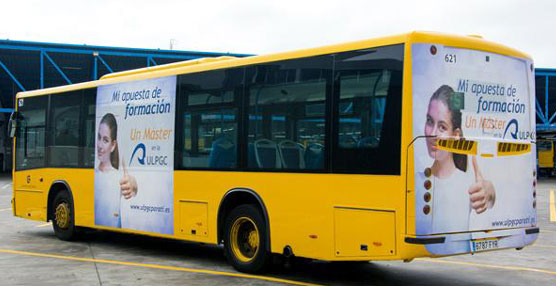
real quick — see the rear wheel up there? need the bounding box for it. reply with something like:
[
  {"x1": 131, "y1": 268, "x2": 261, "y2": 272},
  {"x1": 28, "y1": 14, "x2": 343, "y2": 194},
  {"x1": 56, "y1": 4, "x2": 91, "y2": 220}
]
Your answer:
[
  {"x1": 52, "y1": 191, "x2": 79, "y2": 241},
  {"x1": 224, "y1": 204, "x2": 270, "y2": 273}
]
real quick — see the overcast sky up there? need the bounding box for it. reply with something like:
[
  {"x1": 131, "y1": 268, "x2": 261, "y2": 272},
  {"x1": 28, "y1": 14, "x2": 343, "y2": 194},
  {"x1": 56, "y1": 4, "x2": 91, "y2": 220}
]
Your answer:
[{"x1": 1, "y1": 0, "x2": 554, "y2": 67}]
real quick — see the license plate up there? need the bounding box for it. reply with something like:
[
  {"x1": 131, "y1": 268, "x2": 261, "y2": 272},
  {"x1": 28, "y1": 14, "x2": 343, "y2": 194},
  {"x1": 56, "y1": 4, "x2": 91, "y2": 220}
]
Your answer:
[{"x1": 470, "y1": 239, "x2": 499, "y2": 252}]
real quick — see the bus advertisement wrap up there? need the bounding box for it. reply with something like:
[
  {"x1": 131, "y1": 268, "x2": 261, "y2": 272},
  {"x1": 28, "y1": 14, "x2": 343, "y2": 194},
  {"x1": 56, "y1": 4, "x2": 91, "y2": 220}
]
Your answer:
[
  {"x1": 412, "y1": 43, "x2": 537, "y2": 254},
  {"x1": 94, "y1": 76, "x2": 176, "y2": 235}
]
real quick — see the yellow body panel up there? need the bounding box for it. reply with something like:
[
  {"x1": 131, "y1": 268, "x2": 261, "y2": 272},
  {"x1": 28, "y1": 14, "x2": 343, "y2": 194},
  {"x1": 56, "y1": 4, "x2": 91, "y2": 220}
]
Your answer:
[
  {"x1": 14, "y1": 190, "x2": 45, "y2": 221},
  {"x1": 538, "y1": 141, "x2": 554, "y2": 168},
  {"x1": 334, "y1": 208, "x2": 396, "y2": 257},
  {"x1": 12, "y1": 31, "x2": 532, "y2": 262},
  {"x1": 13, "y1": 169, "x2": 50, "y2": 221},
  {"x1": 177, "y1": 201, "x2": 209, "y2": 237},
  {"x1": 539, "y1": 153, "x2": 554, "y2": 168}
]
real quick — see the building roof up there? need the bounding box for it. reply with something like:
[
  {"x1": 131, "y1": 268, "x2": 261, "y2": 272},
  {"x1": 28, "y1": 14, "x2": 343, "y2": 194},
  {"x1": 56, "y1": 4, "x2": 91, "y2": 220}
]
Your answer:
[{"x1": 0, "y1": 39, "x2": 251, "y2": 111}]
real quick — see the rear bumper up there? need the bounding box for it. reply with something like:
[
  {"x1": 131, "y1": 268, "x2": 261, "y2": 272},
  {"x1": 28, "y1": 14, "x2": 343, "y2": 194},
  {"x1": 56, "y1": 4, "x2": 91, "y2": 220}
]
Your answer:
[
  {"x1": 525, "y1": 227, "x2": 540, "y2": 234},
  {"x1": 405, "y1": 236, "x2": 445, "y2": 245},
  {"x1": 406, "y1": 227, "x2": 539, "y2": 255}
]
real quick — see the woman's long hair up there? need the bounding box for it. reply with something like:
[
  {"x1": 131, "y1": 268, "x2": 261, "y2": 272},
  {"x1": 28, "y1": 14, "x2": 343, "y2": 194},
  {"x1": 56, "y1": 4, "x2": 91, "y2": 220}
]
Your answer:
[
  {"x1": 430, "y1": 85, "x2": 467, "y2": 172},
  {"x1": 100, "y1": 113, "x2": 119, "y2": 170}
]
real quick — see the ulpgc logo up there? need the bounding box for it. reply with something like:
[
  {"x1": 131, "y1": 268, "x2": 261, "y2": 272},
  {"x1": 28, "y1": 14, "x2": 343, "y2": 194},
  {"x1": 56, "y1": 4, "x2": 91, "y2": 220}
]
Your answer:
[
  {"x1": 129, "y1": 143, "x2": 169, "y2": 166},
  {"x1": 503, "y1": 119, "x2": 518, "y2": 139},
  {"x1": 503, "y1": 119, "x2": 535, "y2": 140},
  {"x1": 130, "y1": 143, "x2": 146, "y2": 165}
]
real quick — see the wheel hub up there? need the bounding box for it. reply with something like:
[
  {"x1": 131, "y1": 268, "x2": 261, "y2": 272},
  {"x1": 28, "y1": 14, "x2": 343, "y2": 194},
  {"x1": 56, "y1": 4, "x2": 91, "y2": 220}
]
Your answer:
[
  {"x1": 55, "y1": 202, "x2": 70, "y2": 229},
  {"x1": 248, "y1": 230, "x2": 259, "y2": 249},
  {"x1": 230, "y1": 217, "x2": 260, "y2": 262}
]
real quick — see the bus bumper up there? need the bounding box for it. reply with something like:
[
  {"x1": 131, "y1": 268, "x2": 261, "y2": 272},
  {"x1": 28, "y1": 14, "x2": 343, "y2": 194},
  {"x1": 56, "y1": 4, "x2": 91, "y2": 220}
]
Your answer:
[{"x1": 407, "y1": 227, "x2": 539, "y2": 255}]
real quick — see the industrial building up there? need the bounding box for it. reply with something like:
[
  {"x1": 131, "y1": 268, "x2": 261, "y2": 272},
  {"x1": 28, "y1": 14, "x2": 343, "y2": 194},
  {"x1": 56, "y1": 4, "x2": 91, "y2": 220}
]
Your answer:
[
  {"x1": 0, "y1": 40, "x2": 250, "y2": 171},
  {"x1": 535, "y1": 68, "x2": 556, "y2": 134}
]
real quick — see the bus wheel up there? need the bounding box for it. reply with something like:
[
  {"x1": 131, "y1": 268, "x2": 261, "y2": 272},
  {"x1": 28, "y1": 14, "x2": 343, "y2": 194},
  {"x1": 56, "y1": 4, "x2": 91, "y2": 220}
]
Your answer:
[
  {"x1": 52, "y1": 191, "x2": 78, "y2": 241},
  {"x1": 224, "y1": 204, "x2": 269, "y2": 273}
]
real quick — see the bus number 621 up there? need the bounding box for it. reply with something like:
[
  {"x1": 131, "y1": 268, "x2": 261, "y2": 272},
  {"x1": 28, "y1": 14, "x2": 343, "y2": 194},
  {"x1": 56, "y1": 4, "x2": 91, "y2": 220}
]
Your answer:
[{"x1": 445, "y1": 54, "x2": 457, "y2": 63}]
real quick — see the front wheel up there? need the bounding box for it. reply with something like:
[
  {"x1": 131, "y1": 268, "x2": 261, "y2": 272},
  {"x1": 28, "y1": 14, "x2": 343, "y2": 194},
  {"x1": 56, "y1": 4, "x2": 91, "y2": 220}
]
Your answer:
[
  {"x1": 52, "y1": 191, "x2": 79, "y2": 241},
  {"x1": 224, "y1": 204, "x2": 270, "y2": 273}
]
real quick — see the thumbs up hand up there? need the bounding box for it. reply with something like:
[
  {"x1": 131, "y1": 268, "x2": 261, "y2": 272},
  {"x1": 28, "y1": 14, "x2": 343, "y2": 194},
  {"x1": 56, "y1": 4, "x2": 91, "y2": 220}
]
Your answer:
[
  {"x1": 120, "y1": 157, "x2": 138, "y2": 200},
  {"x1": 468, "y1": 157, "x2": 496, "y2": 214}
]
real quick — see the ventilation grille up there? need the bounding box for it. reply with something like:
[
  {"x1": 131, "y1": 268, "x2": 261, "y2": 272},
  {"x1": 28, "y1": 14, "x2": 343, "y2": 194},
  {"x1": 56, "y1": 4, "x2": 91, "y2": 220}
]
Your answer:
[
  {"x1": 436, "y1": 139, "x2": 477, "y2": 155},
  {"x1": 497, "y1": 142, "x2": 530, "y2": 156}
]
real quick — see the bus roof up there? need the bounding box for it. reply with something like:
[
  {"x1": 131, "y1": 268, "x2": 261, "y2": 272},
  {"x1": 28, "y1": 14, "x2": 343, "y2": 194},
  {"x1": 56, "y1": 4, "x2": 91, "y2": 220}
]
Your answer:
[
  {"x1": 99, "y1": 56, "x2": 238, "y2": 80},
  {"x1": 16, "y1": 31, "x2": 531, "y2": 98}
]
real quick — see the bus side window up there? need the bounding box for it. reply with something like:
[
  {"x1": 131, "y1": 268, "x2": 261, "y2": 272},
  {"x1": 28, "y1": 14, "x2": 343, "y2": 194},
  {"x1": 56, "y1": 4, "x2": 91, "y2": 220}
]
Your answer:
[
  {"x1": 332, "y1": 45, "x2": 404, "y2": 175},
  {"x1": 245, "y1": 55, "x2": 333, "y2": 171},
  {"x1": 82, "y1": 89, "x2": 96, "y2": 167},
  {"x1": 177, "y1": 69, "x2": 242, "y2": 170},
  {"x1": 49, "y1": 91, "x2": 82, "y2": 167},
  {"x1": 15, "y1": 96, "x2": 48, "y2": 170}
]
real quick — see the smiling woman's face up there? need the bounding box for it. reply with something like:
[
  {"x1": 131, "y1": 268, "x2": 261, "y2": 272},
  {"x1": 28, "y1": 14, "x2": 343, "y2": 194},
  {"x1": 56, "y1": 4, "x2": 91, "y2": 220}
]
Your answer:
[
  {"x1": 97, "y1": 123, "x2": 115, "y2": 165},
  {"x1": 424, "y1": 99, "x2": 460, "y2": 161}
]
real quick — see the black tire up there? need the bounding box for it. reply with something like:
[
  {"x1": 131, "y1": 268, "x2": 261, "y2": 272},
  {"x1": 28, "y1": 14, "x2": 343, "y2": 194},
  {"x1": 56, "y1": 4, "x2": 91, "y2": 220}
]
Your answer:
[
  {"x1": 224, "y1": 204, "x2": 270, "y2": 273},
  {"x1": 51, "y1": 190, "x2": 79, "y2": 241}
]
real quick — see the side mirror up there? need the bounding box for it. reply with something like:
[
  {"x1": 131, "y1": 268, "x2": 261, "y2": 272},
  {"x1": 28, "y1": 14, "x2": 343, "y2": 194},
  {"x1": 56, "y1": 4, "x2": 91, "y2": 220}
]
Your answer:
[{"x1": 8, "y1": 111, "x2": 17, "y2": 138}]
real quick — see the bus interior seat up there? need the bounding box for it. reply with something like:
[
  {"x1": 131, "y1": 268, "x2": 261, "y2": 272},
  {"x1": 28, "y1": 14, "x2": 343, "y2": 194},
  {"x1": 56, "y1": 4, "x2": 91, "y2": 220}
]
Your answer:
[
  {"x1": 209, "y1": 136, "x2": 236, "y2": 168},
  {"x1": 50, "y1": 146, "x2": 79, "y2": 167},
  {"x1": 305, "y1": 143, "x2": 324, "y2": 169},
  {"x1": 357, "y1": 136, "x2": 379, "y2": 148},
  {"x1": 248, "y1": 143, "x2": 257, "y2": 168},
  {"x1": 339, "y1": 135, "x2": 357, "y2": 148},
  {"x1": 254, "y1": 139, "x2": 281, "y2": 169},
  {"x1": 278, "y1": 140, "x2": 305, "y2": 169}
]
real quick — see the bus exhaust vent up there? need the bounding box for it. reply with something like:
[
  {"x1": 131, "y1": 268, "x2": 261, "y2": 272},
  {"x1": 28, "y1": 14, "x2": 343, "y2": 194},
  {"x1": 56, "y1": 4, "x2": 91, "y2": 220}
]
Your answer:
[
  {"x1": 497, "y1": 142, "x2": 530, "y2": 156},
  {"x1": 436, "y1": 139, "x2": 477, "y2": 155}
]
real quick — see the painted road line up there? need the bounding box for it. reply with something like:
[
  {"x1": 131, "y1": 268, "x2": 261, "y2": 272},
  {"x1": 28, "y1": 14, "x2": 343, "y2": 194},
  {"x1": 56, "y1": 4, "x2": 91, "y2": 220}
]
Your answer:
[
  {"x1": 2, "y1": 183, "x2": 12, "y2": 190},
  {"x1": 0, "y1": 208, "x2": 11, "y2": 212},
  {"x1": 416, "y1": 258, "x2": 555, "y2": 275},
  {"x1": 0, "y1": 249, "x2": 322, "y2": 286},
  {"x1": 550, "y1": 190, "x2": 555, "y2": 222},
  {"x1": 36, "y1": 222, "x2": 52, "y2": 228},
  {"x1": 534, "y1": 244, "x2": 556, "y2": 249}
]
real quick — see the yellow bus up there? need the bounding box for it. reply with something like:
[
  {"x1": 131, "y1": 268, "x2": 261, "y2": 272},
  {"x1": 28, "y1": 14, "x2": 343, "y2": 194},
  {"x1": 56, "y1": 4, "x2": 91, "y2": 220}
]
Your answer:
[
  {"x1": 10, "y1": 31, "x2": 539, "y2": 273},
  {"x1": 537, "y1": 139, "x2": 554, "y2": 176}
]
